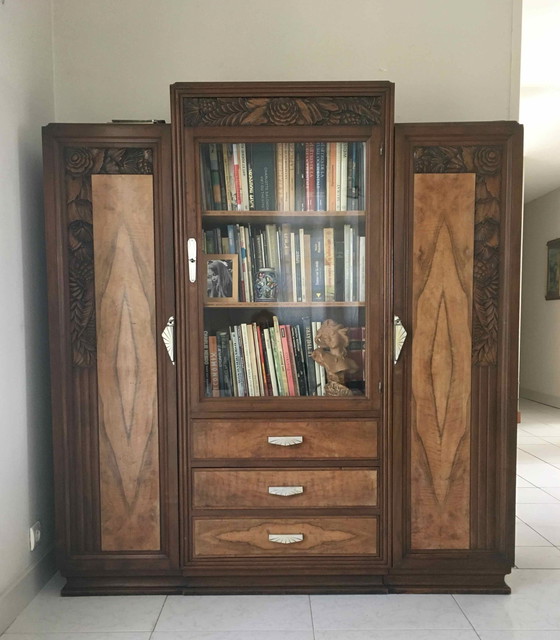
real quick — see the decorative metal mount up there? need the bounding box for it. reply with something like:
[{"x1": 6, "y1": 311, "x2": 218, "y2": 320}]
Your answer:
[
  {"x1": 161, "y1": 316, "x2": 175, "y2": 365},
  {"x1": 267, "y1": 436, "x2": 303, "y2": 447},
  {"x1": 394, "y1": 315, "x2": 407, "y2": 364},
  {"x1": 268, "y1": 486, "x2": 304, "y2": 497},
  {"x1": 268, "y1": 534, "x2": 304, "y2": 544}
]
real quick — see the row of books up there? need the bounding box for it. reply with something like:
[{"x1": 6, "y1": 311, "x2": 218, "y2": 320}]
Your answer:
[
  {"x1": 204, "y1": 317, "x2": 365, "y2": 398},
  {"x1": 204, "y1": 223, "x2": 366, "y2": 303},
  {"x1": 200, "y1": 142, "x2": 366, "y2": 212}
]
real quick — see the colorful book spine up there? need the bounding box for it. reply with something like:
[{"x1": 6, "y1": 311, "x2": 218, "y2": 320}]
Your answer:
[
  {"x1": 301, "y1": 316, "x2": 317, "y2": 396},
  {"x1": 315, "y1": 142, "x2": 327, "y2": 211},
  {"x1": 252, "y1": 143, "x2": 277, "y2": 210},
  {"x1": 203, "y1": 330, "x2": 210, "y2": 397},
  {"x1": 294, "y1": 142, "x2": 306, "y2": 211},
  {"x1": 209, "y1": 335, "x2": 220, "y2": 398}
]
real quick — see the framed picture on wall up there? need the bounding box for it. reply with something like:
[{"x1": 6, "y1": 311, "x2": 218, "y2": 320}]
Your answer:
[{"x1": 546, "y1": 238, "x2": 560, "y2": 300}]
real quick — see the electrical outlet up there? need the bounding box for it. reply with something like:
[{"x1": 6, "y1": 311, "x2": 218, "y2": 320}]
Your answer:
[{"x1": 29, "y1": 521, "x2": 41, "y2": 551}]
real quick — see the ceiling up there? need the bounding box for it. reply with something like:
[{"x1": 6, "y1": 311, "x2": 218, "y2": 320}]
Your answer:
[{"x1": 521, "y1": 0, "x2": 560, "y2": 203}]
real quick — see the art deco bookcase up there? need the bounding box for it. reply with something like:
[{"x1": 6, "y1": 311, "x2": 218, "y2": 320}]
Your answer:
[{"x1": 42, "y1": 82, "x2": 523, "y2": 594}]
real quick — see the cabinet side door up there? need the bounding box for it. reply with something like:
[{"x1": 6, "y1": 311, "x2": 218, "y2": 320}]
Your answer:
[
  {"x1": 43, "y1": 124, "x2": 178, "y2": 584},
  {"x1": 391, "y1": 122, "x2": 523, "y2": 593}
]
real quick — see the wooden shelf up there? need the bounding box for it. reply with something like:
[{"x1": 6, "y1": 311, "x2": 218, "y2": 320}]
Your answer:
[
  {"x1": 204, "y1": 301, "x2": 366, "y2": 308},
  {"x1": 202, "y1": 210, "x2": 366, "y2": 224}
]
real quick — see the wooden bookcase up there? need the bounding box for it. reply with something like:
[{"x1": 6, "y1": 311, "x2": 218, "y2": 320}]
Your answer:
[{"x1": 42, "y1": 83, "x2": 523, "y2": 594}]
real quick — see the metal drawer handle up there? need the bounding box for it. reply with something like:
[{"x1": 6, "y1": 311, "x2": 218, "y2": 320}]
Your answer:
[
  {"x1": 267, "y1": 436, "x2": 303, "y2": 447},
  {"x1": 268, "y1": 486, "x2": 304, "y2": 497},
  {"x1": 268, "y1": 534, "x2": 304, "y2": 544}
]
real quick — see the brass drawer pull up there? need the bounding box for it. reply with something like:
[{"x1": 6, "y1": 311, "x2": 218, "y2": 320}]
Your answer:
[
  {"x1": 268, "y1": 534, "x2": 304, "y2": 544},
  {"x1": 268, "y1": 486, "x2": 304, "y2": 496},
  {"x1": 267, "y1": 436, "x2": 303, "y2": 447}
]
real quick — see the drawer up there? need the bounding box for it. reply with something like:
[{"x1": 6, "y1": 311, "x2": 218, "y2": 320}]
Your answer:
[
  {"x1": 193, "y1": 517, "x2": 378, "y2": 557},
  {"x1": 191, "y1": 419, "x2": 378, "y2": 459},
  {"x1": 193, "y1": 469, "x2": 378, "y2": 509}
]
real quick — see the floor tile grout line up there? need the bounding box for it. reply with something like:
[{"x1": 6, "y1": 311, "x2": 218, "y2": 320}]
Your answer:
[
  {"x1": 308, "y1": 594, "x2": 316, "y2": 640},
  {"x1": 515, "y1": 512, "x2": 559, "y2": 546},
  {"x1": 451, "y1": 594, "x2": 482, "y2": 640},
  {"x1": 149, "y1": 594, "x2": 168, "y2": 638},
  {"x1": 517, "y1": 446, "x2": 560, "y2": 469}
]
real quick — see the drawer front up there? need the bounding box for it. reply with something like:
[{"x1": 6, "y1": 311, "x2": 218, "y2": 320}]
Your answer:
[
  {"x1": 193, "y1": 469, "x2": 378, "y2": 509},
  {"x1": 193, "y1": 517, "x2": 378, "y2": 557},
  {"x1": 191, "y1": 420, "x2": 378, "y2": 459}
]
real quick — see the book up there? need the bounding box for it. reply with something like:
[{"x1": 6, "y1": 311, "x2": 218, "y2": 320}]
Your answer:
[
  {"x1": 327, "y1": 141, "x2": 337, "y2": 211},
  {"x1": 323, "y1": 227, "x2": 335, "y2": 302},
  {"x1": 216, "y1": 330, "x2": 233, "y2": 397},
  {"x1": 222, "y1": 143, "x2": 236, "y2": 210},
  {"x1": 273, "y1": 316, "x2": 289, "y2": 396},
  {"x1": 280, "y1": 325, "x2": 297, "y2": 396},
  {"x1": 208, "y1": 335, "x2": 220, "y2": 398},
  {"x1": 359, "y1": 235, "x2": 366, "y2": 301},
  {"x1": 209, "y1": 143, "x2": 222, "y2": 210},
  {"x1": 262, "y1": 327, "x2": 277, "y2": 396},
  {"x1": 239, "y1": 143, "x2": 250, "y2": 210},
  {"x1": 340, "y1": 142, "x2": 348, "y2": 211},
  {"x1": 203, "y1": 330, "x2": 210, "y2": 397},
  {"x1": 294, "y1": 142, "x2": 306, "y2": 211},
  {"x1": 281, "y1": 223, "x2": 293, "y2": 302},
  {"x1": 334, "y1": 238, "x2": 345, "y2": 301},
  {"x1": 305, "y1": 142, "x2": 316, "y2": 211},
  {"x1": 310, "y1": 227, "x2": 324, "y2": 302},
  {"x1": 251, "y1": 143, "x2": 276, "y2": 210},
  {"x1": 287, "y1": 143, "x2": 295, "y2": 211},
  {"x1": 301, "y1": 316, "x2": 317, "y2": 396},
  {"x1": 315, "y1": 142, "x2": 327, "y2": 211}
]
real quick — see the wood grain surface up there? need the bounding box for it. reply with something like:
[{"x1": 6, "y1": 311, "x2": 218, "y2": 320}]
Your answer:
[
  {"x1": 193, "y1": 469, "x2": 378, "y2": 508},
  {"x1": 92, "y1": 174, "x2": 160, "y2": 551},
  {"x1": 411, "y1": 173, "x2": 475, "y2": 549},
  {"x1": 191, "y1": 420, "x2": 378, "y2": 459},
  {"x1": 193, "y1": 517, "x2": 378, "y2": 556}
]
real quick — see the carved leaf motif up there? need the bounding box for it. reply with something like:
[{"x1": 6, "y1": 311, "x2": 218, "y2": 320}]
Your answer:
[
  {"x1": 68, "y1": 220, "x2": 96, "y2": 367},
  {"x1": 414, "y1": 144, "x2": 501, "y2": 366},
  {"x1": 64, "y1": 146, "x2": 154, "y2": 367},
  {"x1": 183, "y1": 96, "x2": 381, "y2": 126}
]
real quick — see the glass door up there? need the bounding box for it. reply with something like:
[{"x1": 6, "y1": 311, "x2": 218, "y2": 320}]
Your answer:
[{"x1": 195, "y1": 136, "x2": 376, "y2": 406}]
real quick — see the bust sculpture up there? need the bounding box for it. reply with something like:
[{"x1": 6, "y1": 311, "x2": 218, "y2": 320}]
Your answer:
[{"x1": 311, "y1": 319, "x2": 359, "y2": 396}]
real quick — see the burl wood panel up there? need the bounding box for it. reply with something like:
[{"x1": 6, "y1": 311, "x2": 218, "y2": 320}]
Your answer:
[
  {"x1": 194, "y1": 517, "x2": 378, "y2": 557},
  {"x1": 193, "y1": 469, "x2": 377, "y2": 509},
  {"x1": 191, "y1": 420, "x2": 377, "y2": 459},
  {"x1": 411, "y1": 173, "x2": 475, "y2": 550},
  {"x1": 92, "y1": 175, "x2": 160, "y2": 551}
]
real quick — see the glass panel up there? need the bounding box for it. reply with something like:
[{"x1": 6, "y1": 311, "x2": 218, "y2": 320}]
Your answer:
[{"x1": 199, "y1": 141, "x2": 367, "y2": 399}]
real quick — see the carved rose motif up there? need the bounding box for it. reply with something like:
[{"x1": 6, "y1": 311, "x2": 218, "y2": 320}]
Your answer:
[
  {"x1": 414, "y1": 146, "x2": 467, "y2": 173},
  {"x1": 264, "y1": 98, "x2": 301, "y2": 125},
  {"x1": 65, "y1": 148, "x2": 102, "y2": 177},
  {"x1": 183, "y1": 96, "x2": 381, "y2": 126},
  {"x1": 473, "y1": 146, "x2": 501, "y2": 175}
]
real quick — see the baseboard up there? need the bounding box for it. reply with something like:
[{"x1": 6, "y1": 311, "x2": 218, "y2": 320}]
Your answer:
[
  {"x1": 519, "y1": 388, "x2": 560, "y2": 409},
  {"x1": 0, "y1": 546, "x2": 56, "y2": 634}
]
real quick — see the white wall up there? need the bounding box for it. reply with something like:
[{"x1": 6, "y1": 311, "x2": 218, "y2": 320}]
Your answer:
[
  {"x1": 520, "y1": 188, "x2": 560, "y2": 407},
  {"x1": 0, "y1": 0, "x2": 56, "y2": 632},
  {"x1": 52, "y1": 0, "x2": 521, "y2": 123}
]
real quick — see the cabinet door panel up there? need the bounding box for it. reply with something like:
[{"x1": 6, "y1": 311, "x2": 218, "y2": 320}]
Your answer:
[
  {"x1": 92, "y1": 175, "x2": 160, "y2": 551},
  {"x1": 43, "y1": 124, "x2": 178, "y2": 571},
  {"x1": 392, "y1": 123, "x2": 522, "y2": 577}
]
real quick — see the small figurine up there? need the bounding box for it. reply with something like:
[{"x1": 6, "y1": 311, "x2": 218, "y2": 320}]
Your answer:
[{"x1": 311, "y1": 319, "x2": 359, "y2": 396}]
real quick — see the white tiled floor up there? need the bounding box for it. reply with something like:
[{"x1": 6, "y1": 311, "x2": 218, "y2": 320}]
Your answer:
[{"x1": 3, "y1": 398, "x2": 560, "y2": 640}]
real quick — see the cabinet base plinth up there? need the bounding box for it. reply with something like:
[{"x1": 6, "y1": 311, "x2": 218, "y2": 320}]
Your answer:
[{"x1": 61, "y1": 572, "x2": 510, "y2": 595}]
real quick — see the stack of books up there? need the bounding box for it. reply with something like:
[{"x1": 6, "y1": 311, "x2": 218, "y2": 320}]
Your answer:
[
  {"x1": 203, "y1": 223, "x2": 366, "y2": 303},
  {"x1": 200, "y1": 142, "x2": 366, "y2": 212},
  {"x1": 203, "y1": 317, "x2": 365, "y2": 398}
]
